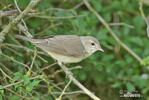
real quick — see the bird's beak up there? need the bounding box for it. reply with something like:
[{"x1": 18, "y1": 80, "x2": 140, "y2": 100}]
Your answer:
[{"x1": 99, "y1": 48, "x2": 104, "y2": 52}]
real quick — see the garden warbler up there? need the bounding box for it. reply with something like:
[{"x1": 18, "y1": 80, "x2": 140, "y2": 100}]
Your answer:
[{"x1": 15, "y1": 35, "x2": 104, "y2": 64}]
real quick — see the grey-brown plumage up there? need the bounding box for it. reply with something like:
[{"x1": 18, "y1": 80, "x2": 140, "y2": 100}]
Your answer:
[
  {"x1": 15, "y1": 35, "x2": 86, "y2": 57},
  {"x1": 15, "y1": 35, "x2": 103, "y2": 63}
]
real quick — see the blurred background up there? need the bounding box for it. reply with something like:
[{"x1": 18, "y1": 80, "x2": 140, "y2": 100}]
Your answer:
[{"x1": 0, "y1": 0, "x2": 149, "y2": 100}]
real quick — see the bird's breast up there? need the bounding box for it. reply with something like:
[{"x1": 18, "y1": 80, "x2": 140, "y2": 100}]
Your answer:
[{"x1": 47, "y1": 51, "x2": 84, "y2": 63}]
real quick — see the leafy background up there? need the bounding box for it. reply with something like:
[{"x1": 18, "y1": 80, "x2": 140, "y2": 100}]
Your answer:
[{"x1": 0, "y1": 0, "x2": 149, "y2": 100}]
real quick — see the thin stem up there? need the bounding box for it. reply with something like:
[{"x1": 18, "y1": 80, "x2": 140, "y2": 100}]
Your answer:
[
  {"x1": 0, "y1": 75, "x2": 42, "y2": 89},
  {"x1": 0, "y1": 52, "x2": 30, "y2": 69},
  {"x1": 29, "y1": 14, "x2": 87, "y2": 19},
  {"x1": 58, "y1": 79, "x2": 72, "y2": 100},
  {"x1": 27, "y1": 50, "x2": 37, "y2": 76},
  {"x1": 51, "y1": 91, "x2": 85, "y2": 95},
  {"x1": 138, "y1": 0, "x2": 149, "y2": 37},
  {"x1": 0, "y1": 66, "x2": 12, "y2": 80}
]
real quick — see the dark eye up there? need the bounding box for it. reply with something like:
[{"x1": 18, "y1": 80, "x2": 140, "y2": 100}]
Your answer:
[{"x1": 91, "y1": 42, "x2": 95, "y2": 46}]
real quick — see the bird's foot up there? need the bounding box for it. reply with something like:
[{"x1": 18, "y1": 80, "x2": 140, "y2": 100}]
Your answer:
[
  {"x1": 57, "y1": 62, "x2": 73, "y2": 78},
  {"x1": 65, "y1": 70, "x2": 73, "y2": 78}
]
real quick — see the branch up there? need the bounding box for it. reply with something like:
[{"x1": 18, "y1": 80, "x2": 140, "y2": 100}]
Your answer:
[
  {"x1": 138, "y1": 0, "x2": 149, "y2": 37},
  {"x1": 0, "y1": 52, "x2": 30, "y2": 69},
  {"x1": 0, "y1": 10, "x2": 17, "y2": 17},
  {"x1": 2, "y1": 43, "x2": 47, "y2": 56},
  {"x1": 83, "y1": 0, "x2": 142, "y2": 63},
  {"x1": 29, "y1": 14, "x2": 87, "y2": 19},
  {"x1": 0, "y1": 66, "x2": 12, "y2": 80},
  {"x1": 5, "y1": 88, "x2": 30, "y2": 100},
  {"x1": 14, "y1": 0, "x2": 30, "y2": 37},
  {"x1": 0, "y1": 0, "x2": 41, "y2": 42},
  {"x1": 27, "y1": 50, "x2": 37, "y2": 76},
  {"x1": 0, "y1": 75, "x2": 42, "y2": 89},
  {"x1": 57, "y1": 79, "x2": 72, "y2": 100},
  {"x1": 51, "y1": 90, "x2": 85, "y2": 95},
  {"x1": 58, "y1": 63, "x2": 101, "y2": 100},
  {"x1": 109, "y1": 22, "x2": 134, "y2": 29}
]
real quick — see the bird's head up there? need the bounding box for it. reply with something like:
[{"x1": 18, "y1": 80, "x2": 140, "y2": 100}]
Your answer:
[{"x1": 80, "y1": 36, "x2": 104, "y2": 56}]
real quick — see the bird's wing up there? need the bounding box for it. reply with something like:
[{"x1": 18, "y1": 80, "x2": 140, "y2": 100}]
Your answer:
[{"x1": 33, "y1": 35, "x2": 86, "y2": 57}]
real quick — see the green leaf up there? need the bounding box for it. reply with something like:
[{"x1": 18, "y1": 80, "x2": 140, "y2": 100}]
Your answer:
[
  {"x1": 23, "y1": 75, "x2": 30, "y2": 85},
  {"x1": 0, "y1": 85, "x2": 3, "y2": 90},
  {"x1": 95, "y1": 73, "x2": 105, "y2": 83},
  {"x1": 26, "y1": 84, "x2": 33, "y2": 92},
  {"x1": 79, "y1": 71, "x2": 87, "y2": 81},
  {"x1": 12, "y1": 72, "x2": 23, "y2": 82},
  {"x1": 17, "y1": 0, "x2": 30, "y2": 8},
  {"x1": 126, "y1": 82, "x2": 135, "y2": 92},
  {"x1": 90, "y1": 0, "x2": 102, "y2": 12},
  {"x1": 142, "y1": 88, "x2": 149, "y2": 94},
  {"x1": 0, "y1": 95, "x2": 2, "y2": 100},
  {"x1": 0, "y1": 89, "x2": 4, "y2": 95},
  {"x1": 32, "y1": 97, "x2": 40, "y2": 100},
  {"x1": 102, "y1": 54, "x2": 114, "y2": 61},
  {"x1": 132, "y1": 75, "x2": 147, "y2": 88},
  {"x1": 111, "y1": 82, "x2": 121, "y2": 88},
  {"x1": 9, "y1": 95, "x2": 20, "y2": 100},
  {"x1": 26, "y1": 80, "x2": 40, "y2": 92},
  {"x1": 37, "y1": 1, "x2": 51, "y2": 10},
  {"x1": 141, "y1": 56, "x2": 149, "y2": 66},
  {"x1": 31, "y1": 80, "x2": 40, "y2": 87}
]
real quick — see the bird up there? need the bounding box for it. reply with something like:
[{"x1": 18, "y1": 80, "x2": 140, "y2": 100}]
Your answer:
[{"x1": 15, "y1": 35, "x2": 104, "y2": 64}]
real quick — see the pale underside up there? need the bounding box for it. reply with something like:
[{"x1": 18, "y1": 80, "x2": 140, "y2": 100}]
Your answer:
[{"x1": 47, "y1": 51, "x2": 84, "y2": 63}]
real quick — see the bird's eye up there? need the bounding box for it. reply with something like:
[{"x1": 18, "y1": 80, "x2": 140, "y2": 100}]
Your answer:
[{"x1": 91, "y1": 42, "x2": 95, "y2": 46}]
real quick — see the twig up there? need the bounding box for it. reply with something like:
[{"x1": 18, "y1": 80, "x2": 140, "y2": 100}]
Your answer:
[
  {"x1": 68, "y1": 66, "x2": 82, "y2": 70},
  {"x1": 4, "y1": 46, "x2": 22, "y2": 56},
  {"x1": 1, "y1": 43, "x2": 47, "y2": 55},
  {"x1": 36, "y1": 55, "x2": 48, "y2": 63},
  {"x1": 57, "y1": 79, "x2": 72, "y2": 100},
  {"x1": 0, "y1": 66, "x2": 12, "y2": 80},
  {"x1": 14, "y1": 0, "x2": 31, "y2": 37},
  {"x1": 0, "y1": 10, "x2": 17, "y2": 17},
  {"x1": 0, "y1": 75, "x2": 42, "y2": 89},
  {"x1": 39, "y1": 63, "x2": 57, "y2": 72},
  {"x1": 27, "y1": 50, "x2": 37, "y2": 76},
  {"x1": 29, "y1": 14, "x2": 87, "y2": 19},
  {"x1": 48, "y1": 8, "x2": 73, "y2": 12},
  {"x1": 51, "y1": 91, "x2": 85, "y2": 95},
  {"x1": 5, "y1": 88, "x2": 30, "y2": 100},
  {"x1": 138, "y1": 0, "x2": 149, "y2": 37},
  {"x1": 17, "y1": 21, "x2": 33, "y2": 37},
  {"x1": 0, "y1": 52, "x2": 30, "y2": 69},
  {"x1": 50, "y1": 82, "x2": 63, "y2": 91},
  {"x1": 83, "y1": 0, "x2": 142, "y2": 62},
  {"x1": 0, "y1": 63, "x2": 13, "y2": 75},
  {"x1": 143, "y1": 0, "x2": 149, "y2": 5},
  {"x1": 0, "y1": 0, "x2": 41, "y2": 40},
  {"x1": 73, "y1": 2, "x2": 84, "y2": 10},
  {"x1": 109, "y1": 22, "x2": 134, "y2": 28},
  {"x1": 50, "y1": 65, "x2": 82, "y2": 78},
  {"x1": 14, "y1": 0, "x2": 21, "y2": 13},
  {"x1": 58, "y1": 63, "x2": 101, "y2": 100}
]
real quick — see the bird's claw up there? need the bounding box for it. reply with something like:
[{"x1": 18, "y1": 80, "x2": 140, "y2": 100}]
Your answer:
[{"x1": 65, "y1": 70, "x2": 73, "y2": 78}]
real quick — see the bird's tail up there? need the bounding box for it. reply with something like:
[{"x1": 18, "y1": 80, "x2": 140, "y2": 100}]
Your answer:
[
  {"x1": 15, "y1": 35, "x2": 32, "y2": 41},
  {"x1": 15, "y1": 35, "x2": 41, "y2": 43},
  {"x1": 15, "y1": 35, "x2": 50, "y2": 44}
]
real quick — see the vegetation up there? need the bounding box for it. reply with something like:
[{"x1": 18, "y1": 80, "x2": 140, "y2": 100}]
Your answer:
[{"x1": 0, "y1": 0, "x2": 149, "y2": 100}]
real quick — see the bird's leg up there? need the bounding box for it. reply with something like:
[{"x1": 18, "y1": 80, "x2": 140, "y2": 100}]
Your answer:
[{"x1": 57, "y1": 62, "x2": 73, "y2": 77}]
